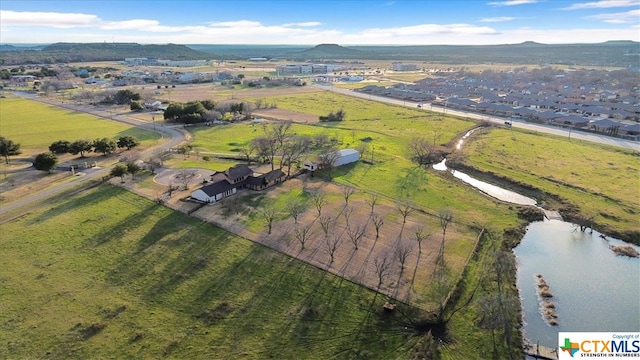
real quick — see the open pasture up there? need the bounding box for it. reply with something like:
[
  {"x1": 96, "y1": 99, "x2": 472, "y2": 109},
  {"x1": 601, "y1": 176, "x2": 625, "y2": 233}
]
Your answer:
[
  {"x1": 0, "y1": 185, "x2": 430, "y2": 359},
  {"x1": 464, "y1": 128, "x2": 640, "y2": 240},
  {"x1": 0, "y1": 97, "x2": 159, "y2": 152}
]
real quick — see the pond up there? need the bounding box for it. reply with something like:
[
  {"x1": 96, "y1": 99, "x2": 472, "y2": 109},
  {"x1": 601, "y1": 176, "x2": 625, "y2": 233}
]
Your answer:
[{"x1": 515, "y1": 219, "x2": 640, "y2": 348}]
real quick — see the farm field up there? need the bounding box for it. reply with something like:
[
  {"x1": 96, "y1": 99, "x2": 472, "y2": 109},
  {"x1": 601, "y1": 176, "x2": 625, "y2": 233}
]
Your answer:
[
  {"x1": 0, "y1": 97, "x2": 160, "y2": 153},
  {"x1": 0, "y1": 185, "x2": 430, "y2": 359},
  {"x1": 462, "y1": 128, "x2": 640, "y2": 243}
]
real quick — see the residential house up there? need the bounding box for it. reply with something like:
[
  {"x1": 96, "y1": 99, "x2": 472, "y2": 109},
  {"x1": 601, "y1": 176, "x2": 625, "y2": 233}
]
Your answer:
[{"x1": 190, "y1": 165, "x2": 285, "y2": 204}]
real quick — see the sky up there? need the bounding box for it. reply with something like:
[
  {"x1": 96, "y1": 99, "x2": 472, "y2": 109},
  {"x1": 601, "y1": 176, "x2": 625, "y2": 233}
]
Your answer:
[{"x1": 0, "y1": 0, "x2": 638, "y2": 45}]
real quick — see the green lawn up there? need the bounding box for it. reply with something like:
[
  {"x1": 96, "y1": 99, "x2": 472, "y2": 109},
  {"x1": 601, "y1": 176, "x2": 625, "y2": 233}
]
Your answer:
[
  {"x1": 0, "y1": 97, "x2": 159, "y2": 151},
  {"x1": 1, "y1": 185, "x2": 431, "y2": 359}
]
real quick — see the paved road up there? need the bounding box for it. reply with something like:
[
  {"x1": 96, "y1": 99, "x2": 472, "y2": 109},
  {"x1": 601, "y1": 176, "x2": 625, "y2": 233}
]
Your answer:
[
  {"x1": 0, "y1": 93, "x2": 188, "y2": 216},
  {"x1": 314, "y1": 83, "x2": 640, "y2": 151}
]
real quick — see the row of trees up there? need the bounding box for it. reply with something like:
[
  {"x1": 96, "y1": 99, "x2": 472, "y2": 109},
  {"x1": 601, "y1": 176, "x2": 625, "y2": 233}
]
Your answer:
[
  {"x1": 49, "y1": 136, "x2": 140, "y2": 157},
  {"x1": 241, "y1": 122, "x2": 342, "y2": 177},
  {"x1": 163, "y1": 100, "x2": 253, "y2": 124}
]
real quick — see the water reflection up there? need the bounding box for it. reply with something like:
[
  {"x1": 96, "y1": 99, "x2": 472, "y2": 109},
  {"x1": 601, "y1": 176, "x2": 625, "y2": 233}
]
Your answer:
[{"x1": 433, "y1": 159, "x2": 537, "y2": 206}]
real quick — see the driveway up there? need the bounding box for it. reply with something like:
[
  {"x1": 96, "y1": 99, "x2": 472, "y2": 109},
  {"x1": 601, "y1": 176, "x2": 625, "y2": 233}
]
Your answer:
[{"x1": 153, "y1": 167, "x2": 212, "y2": 186}]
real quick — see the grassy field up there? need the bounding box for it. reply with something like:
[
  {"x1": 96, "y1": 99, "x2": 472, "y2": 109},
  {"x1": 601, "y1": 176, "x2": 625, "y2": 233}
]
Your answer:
[
  {"x1": 0, "y1": 184, "x2": 438, "y2": 359},
  {"x1": 0, "y1": 97, "x2": 160, "y2": 152},
  {"x1": 463, "y1": 127, "x2": 640, "y2": 242}
]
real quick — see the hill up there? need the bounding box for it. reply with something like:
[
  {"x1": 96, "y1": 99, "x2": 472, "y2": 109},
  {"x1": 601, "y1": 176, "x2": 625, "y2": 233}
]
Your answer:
[
  {"x1": 299, "y1": 43, "x2": 368, "y2": 58},
  {"x1": 0, "y1": 42, "x2": 212, "y2": 65}
]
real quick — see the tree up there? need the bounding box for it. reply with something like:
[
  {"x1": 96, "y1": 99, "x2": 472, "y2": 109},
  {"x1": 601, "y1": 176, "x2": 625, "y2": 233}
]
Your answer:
[
  {"x1": 0, "y1": 136, "x2": 22, "y2": 164},
  {"x1": 287, "y1": 199, "x2": 305, "y2": 225},
  {"x1": 311, "y1": 190, "x2": 327, "y2": 216},
  {"x1": 49, "y1": 140, "x2": 71, "y2": 154},
  {"x1": 130, "y1": 101, "x2": 143, "y2": 112},
  {"x1": 280, "y1": 136, "x2": 310, "y2": 176},
  {"x1": 408, "y1": 136, "x2": 433, "y2": 167},
  {"x1": 69, "y1": 139, "x2": 93, "y2": 158},
  {"x1": 394, "y1": 242, "x2": 414, "y2": 271},
  {"x1": 319, "y1": 215, "x2": 334, "y2": 238},
  {"x1": 147, "y1": 156, "x2": 163, "y2": 174},
  {"x1": 261, "y1": 207, "x2": 278, "y2": 235},
  {"x1": 93, "y1": 137, "x2": 116, "y2": 155},
  {"x1": 396, "y1": 203, "x2": 415, "y2": 224},
  {"x1": 371, "y1": 214, "x2": 384, "y2": 239},
  {"x1": 318, "y1": 147, "x2": 340, "y2": 179},
  {"x1": 366, "y1": 194, "x2": 379, "y2": 216},
  {"x1": 117, "y1": 136, "x2": 140, "y2": 150},
  {"x1": 325, "y1": 235, "x2": 341, "y2": 264},
  {"x1": 414, "y1": 227, "x2": 428, "y2": 254},
  {"x1": 342, "y1": 186, "x2": 355, "y2": 206},
  {"x1": 110, "y1": 163, "x2": 128, "y2": 182},
  {"x1": 438, "y1": 208, "x2": 454, "y2": 263},
  {"x1": 126, "y1": 161, "x2": 141, "y2": 180},
  {"x1": 112, "y1": 89, "x2": 141, "y2": 105},
  {"x1": 175, "y1": 169, "x2": 198, "y2": 190},
  {"x1": 251, "y1": 136, "x2": 277, "y2": 170},
  {"x1": 493, "y1": 251, "x2": 516, "y2": 298},
  {"x1": 239, "y1": 143, "x2": 256, "y2": 165},
  {"x1": 374, "y1": 256, "x2": 391, "y2": 290},
  {"x1": 294, "y1": 225, "x2": 313, "y2": 250},
  {"x1": 342, "y1": 206, "x2": 353, "y2": 228},
  {"x1": 33, "y1": 153, "x2": 58, "y2": 173},
  {"x1": 347, "y1": 225, "x2": 366, "y2": 250}
]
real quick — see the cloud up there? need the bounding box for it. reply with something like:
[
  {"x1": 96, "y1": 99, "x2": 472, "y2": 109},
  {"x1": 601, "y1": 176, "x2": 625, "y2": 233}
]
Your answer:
[
  {"x1": 282, "y1": 22, "x2": 322, "y2": 27},
  {"x1": 208, "y1": 20, "x2": 263, "y2": 28},
  {"x1": 480, "y1": 17, "x2": 517, "y2": 22},
  {"x1": 586, "y1": 9, "x2": 640, "y2": 23},
  {"x1": 560, "y1": 0, "x2": 638, "y2": 10},
  {"x1": 0, "y1": 10, "x2": 99, "y2": 28},
  {"x1": 488, "y1": 0, "x2": 539, "y2": 6}
]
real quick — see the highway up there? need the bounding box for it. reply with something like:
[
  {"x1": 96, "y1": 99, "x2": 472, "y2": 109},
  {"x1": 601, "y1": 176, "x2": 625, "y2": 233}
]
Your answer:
[{"x1": 314, "y1": 83, "x2": 640, "y2": 151}]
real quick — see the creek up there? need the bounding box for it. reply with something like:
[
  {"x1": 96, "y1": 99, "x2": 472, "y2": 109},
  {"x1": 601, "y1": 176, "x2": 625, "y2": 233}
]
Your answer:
[{"x1": 434, "y1": 128, "x2": 640, "y2": 349}]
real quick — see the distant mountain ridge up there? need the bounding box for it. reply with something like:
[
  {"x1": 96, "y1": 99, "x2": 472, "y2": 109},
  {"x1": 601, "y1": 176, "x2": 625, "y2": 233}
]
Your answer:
[
  {"x1": 1, "y1": 41, "x2": 638, "y2": 67},
  {"x1": 0, "y1": 42, "x2": 211, "y2": 65}
]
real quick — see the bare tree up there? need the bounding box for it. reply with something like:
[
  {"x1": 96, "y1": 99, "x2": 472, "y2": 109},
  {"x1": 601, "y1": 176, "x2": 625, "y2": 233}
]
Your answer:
[
  {"x1": 394, "y1": 242, "x2": 414, "y2": 271},
  {"x1": 371, "y1": 213, "x2": 384, "y2": 239},
  {"x1": 311, "y1": 190, "x2": 327, "y2": 216},
  {"x1": 325, "y1": 235, "x2": 341, "y2": 264},
  {"x1": 347, "y1": 225, "x2": 366, "y2": 250},
  {"x1": 261, "y1": 207, "x2": 278, "y2": 235},
  {"x1": 294, "y1": 225, "x2": 313, "y2": 250},
  {"x1": 287, "y1": 199, "x2": 305, "y2": 225},
  {"x1": 414, "y1": 227, "x2": 428, "y2": 254},
  {"x1": 396, "y1": 203, "x2": 415, "y2": 224},
  {"x1": 239, "y1": 143, "x2": 256, "y2": 165},
  {"x1": 408, "y1": 136, "x2": 433, "y2": 167},
  {"x1": 318, "y1": 147, "x2": 340, "y2": 179},
  {"x1": 493, "y1": 250, "x2": 516, "y2": 297},
  {"x1": 374, "y1": 256, "x2": 391, "y2": 290},
  {"x1": 342, "y1": 186, "x2": 355, "y2": 206},
  {"x1": 342, "y1": 206, "x2": 353, "y2": 229},
  {"x1": 176, "y1": 169, "x2": 198, "y2": 190},
  {"x1": 280, "y1": 136, "x2": 311, "y2": 176},
  {"x1": 438, "y1": 208, "x2": 454, "y2": 262},
  {"x1": 268, "y1": 121, "x2": 293, "y2": 150},
  {"x1": 366, "y1": 194, "x2": 379, "y2": 216},
  {"x1": 319, "y1": 215, "x2": 334, "y2": 238},
  {"x1": 146, "y1": 157, "x2": 163, "y2": 174}
]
